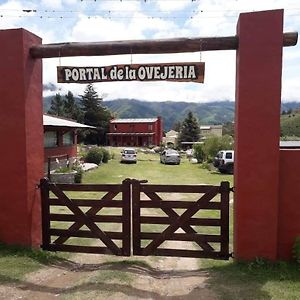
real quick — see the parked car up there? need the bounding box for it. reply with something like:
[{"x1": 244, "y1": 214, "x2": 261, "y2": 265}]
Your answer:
[
  {"x1": 213, "y1": 150, "x2": 234, "y2": 174},
  {"x1": 160, "y1": 149, "x2": 181, "y2": 165},
  {"x1": 120, "y1": 148, "x2": 137, "y2": 164}
]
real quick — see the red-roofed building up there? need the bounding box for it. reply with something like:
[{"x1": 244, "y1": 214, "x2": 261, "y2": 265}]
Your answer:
[{"x1": 107, "y1": 117, "x2": 163, "y2": 147}]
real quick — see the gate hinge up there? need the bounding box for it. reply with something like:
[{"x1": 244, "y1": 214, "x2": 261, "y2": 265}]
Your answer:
[
  {"x1": 229, "y1": 252, "x2": 234, "y2": 258},
  {"x1": 229, "y1": 186, "x2": 235, "y2": 193},
  {"x1": 35, "y1": 183, "x2": 41, "y2": 190}
]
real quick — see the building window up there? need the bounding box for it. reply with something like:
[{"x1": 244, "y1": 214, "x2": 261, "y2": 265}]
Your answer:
[
  {"x1": 63, "y1": 131, "x2": 74, "y2": 146},
  {"x1": 148, "y1": 124, "x2": 153, "y2": 130},
  {"x1": 114, "y1": 124, "x2": 117, "y2": 131},
  {"x1": 44, "y1": 131, "x2": 58, "y2": 148}
]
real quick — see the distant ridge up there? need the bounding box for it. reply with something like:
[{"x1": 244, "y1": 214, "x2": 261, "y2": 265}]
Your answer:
[
  {"x1": 43, "y1": 96, "x2": 300, "y2": 131},
  {"x1": 103, "y1": 98, "x2": 235, "y2": 130}
]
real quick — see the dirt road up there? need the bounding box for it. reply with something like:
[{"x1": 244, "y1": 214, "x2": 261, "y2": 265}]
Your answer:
[{"x1": 0, "y1": 247, "x2": 218, "y2": 300}]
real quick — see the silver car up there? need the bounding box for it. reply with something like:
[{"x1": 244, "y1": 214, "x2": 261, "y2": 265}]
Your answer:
[
  {"x1": 120, "y1": 148, "x2": 137, "y2": 164},
  {"x1": 160, "y1": 149, "x2": 181, "y2": 165}
]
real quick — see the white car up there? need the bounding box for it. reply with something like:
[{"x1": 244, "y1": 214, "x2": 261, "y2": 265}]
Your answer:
[
  {"x1": 213, "y1": 150, "x2": 234, "y2": 174},
  {"x1": 120, "y1": 148, "x2": 137, "y2": 164},
  {"x1": 160, "y1": 149, "x2": 181, "y2": 165}
]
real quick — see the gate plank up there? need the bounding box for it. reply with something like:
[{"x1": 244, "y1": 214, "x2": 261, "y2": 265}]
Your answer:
[
  {"x1": 40, "y1": 178, "x2": 51, "y2": 250},
  {"x1": 141, "y1": 185, "x2": 220, "y2": 193},
  {"x1": 49, "y1": 184, "x2": 121, "y2": 255},
  {"x1": 220, "y1": 181, "x2": 230, "y2": 257}
]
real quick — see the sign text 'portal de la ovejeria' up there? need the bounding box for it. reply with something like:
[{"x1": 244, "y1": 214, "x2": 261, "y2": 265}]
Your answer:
[{"x1": 57, "y1": 62, "x2": 205, "y2": 84}]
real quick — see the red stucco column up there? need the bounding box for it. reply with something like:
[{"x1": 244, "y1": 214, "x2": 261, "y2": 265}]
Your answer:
[
  {"x1": 0, "y1": 29, "x2": 43, "y2": 247},
  {"x1": 234, "y1": 10, "x2": 283, "y2": 260}
]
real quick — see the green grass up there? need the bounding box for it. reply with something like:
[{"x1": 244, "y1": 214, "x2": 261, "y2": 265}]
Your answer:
[
  {"x1": 83, "y1": 148, "x2": 233, "y2": 186},
  {"x1": 0, "y1": 242, "x2": 66, "y2": 283},
  {"x1": 201, "y1": 258, "x2": 300, "y2": 300}
]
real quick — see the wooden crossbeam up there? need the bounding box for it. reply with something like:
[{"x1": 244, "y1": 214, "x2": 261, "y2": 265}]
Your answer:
[{"x1": 30, "y1": 32, "x2": 298, "y2": 58}]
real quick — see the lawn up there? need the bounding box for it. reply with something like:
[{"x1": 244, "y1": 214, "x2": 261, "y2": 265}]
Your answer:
[
  {"x1": 83, "y1": 147, "x2": 234, "y2": 186},
  {"x1": 0, "y1": 148, "x2": 299, "y2": 299}
]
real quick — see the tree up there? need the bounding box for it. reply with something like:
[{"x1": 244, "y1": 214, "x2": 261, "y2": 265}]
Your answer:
[
  {"x1": 202, "y1": 135, "x2": 234, "y2": 162},
  {"x1": 48, "y1": 93, "x2": 65, "y2": 116},
  {"x1": 64, "y1": 91, "x2": 82, "y2": 122},
  {"x1": 172, "y1": 121, "x2": 182, "y2": 132},
  {"x1": 222, "y1": 121, "x2": 234, "y2": 137},
  {"x1": 178, "y1": 111, "x2": 200, "y2": 147},
  {"x1": 80, "y1": 84, "x2": 112, "y2": 145}
]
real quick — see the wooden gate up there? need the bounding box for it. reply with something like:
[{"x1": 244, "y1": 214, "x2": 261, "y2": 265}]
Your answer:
[
  {"x1": 40, "y1": 178, "x2": 131, "y2": 256},
  {"x1": 40, "y1": 178, "x2": 230, "y2": 259},
  {"x1": 132, "y1": 180, "x2": 230, "y2": 260}
]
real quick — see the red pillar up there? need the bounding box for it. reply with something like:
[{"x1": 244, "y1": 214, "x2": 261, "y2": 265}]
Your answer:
[
  {"x1": 234, "y1": 10, "x2": 283, "y2": 260},
  {"x1": 0, "y1": 29, "x2": 43, "y2": 247}
]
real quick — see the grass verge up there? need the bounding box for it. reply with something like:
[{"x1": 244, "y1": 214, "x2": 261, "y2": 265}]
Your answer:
[
  {"x1": 201, "y1": 258, "x2": 300, "y2": 300},
  {"x1": 0, "y1": 242, "x2": 66, "y2": 283}
]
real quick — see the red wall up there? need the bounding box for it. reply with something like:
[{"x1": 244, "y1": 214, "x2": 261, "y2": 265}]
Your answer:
[
  {"x1": 0, "y1": 29, "x2": 43, "y2": 247},
  {"x1": 234, "y1": 10, "x2": 283, "y2": 260},
  {"x1": 278, "y1": 150, "x2": 300, "y2": 260},
  {"x1": 44, "y1": 146, "x2": 77, "y2": 161}
]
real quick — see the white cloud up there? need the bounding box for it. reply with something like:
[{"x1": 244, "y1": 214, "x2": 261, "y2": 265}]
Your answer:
[
  {"x1": 155, "y1": 0, "x2": 191, "y2": 12},
  {"x1": 40, "y1": 0, "x2": 62, "y2": 10}
]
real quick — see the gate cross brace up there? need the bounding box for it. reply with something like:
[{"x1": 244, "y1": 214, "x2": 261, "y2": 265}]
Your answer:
[
  {"x1": 50, "y1": 184, "x2": 121, "y2": 255},
  {"x1": 53, "y1": 190, "x2": 119, "y2": 245},
  {"x1": 143, "y1": 187, "x2": 219, "y2": 255},
  {"x1": 144, "y1": 191, "x2": 214, "y2": 252}
]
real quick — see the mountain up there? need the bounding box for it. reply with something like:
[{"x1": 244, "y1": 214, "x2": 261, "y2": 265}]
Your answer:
[
  {"x1": 103, "y1": 99, "x2": 235, "y2": 130},
  {"x1": 43, "y1": 96, "x2": 300, "y2": 131}
]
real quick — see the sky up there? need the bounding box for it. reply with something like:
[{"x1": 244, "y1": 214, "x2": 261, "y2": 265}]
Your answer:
[{"x1": 0, "y1": 0, "x2": 299, "y2": 102}]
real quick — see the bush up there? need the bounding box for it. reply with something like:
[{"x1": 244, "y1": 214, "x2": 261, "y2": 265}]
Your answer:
[
  {"x1": 85, "y1": 147, "x2": 103, "y2": 165},
  {"x1": 193, "y1": 144, "x2": 205, "y2": 163},
  {"x1": 99, "y1": 147, "x2": 110, "y2": 163},
  {"x1": 293, "y1": 236, "x2": 300, "y2": 264},
  {"x1": 73, "y1": 166, "x2": 84, "y2": 183},
  {"x1": 202, "y1": 134, "x2": 234, "y2": 162}
]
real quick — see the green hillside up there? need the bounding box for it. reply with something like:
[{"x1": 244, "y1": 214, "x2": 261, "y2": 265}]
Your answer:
[
  {"x1": 43, "y1": 96, "x2": 300, "y2": 131},
  {"x1": 103, "y1": 99, "x2": 235, "y2": 130},
  {"x1": 281, "y1": 110, "x2": 300, "y2": 137}
]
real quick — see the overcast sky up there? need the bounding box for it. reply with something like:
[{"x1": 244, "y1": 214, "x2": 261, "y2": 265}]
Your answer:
[{"x1": 0, "y1": 0, "x2": 299, "y2": 102}]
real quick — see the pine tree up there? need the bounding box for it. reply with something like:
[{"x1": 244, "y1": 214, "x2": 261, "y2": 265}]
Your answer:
[
  {"x1": 80, "y1": 84, "x2": 112, "y2": 145},
  {"x1": 64, "y1": 91, "x2": 82, "y2": 122},
  {"x1": 48, "y1": 93, "x2": 65, "y2": 116},
  {"x1": 178, "y1": 111, "x2": 200, "y2": 147}
]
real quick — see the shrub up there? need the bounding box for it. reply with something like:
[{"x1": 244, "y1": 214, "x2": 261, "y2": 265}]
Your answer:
[
  {"x1": 99, "y1": 147, "x2": 111, "y2": 163},
  {"x1": 54, "y1": 166, "x2": 72, "y2": 173},
  {"x1": 85, "y1": 147, "x2": 103, "y2": 165},
  {"x1": 293, "y1": 236, "x2": 300, "y2": 264},
  {"x1": 202, "y1": 134, "x2": 234, "y2": 162},
  {"x1": 193, "y1": 144, "x2": 205, "y2": 163},
  {"x1": 73, "y1": 166, "x2": 84, "y2": 183}
]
